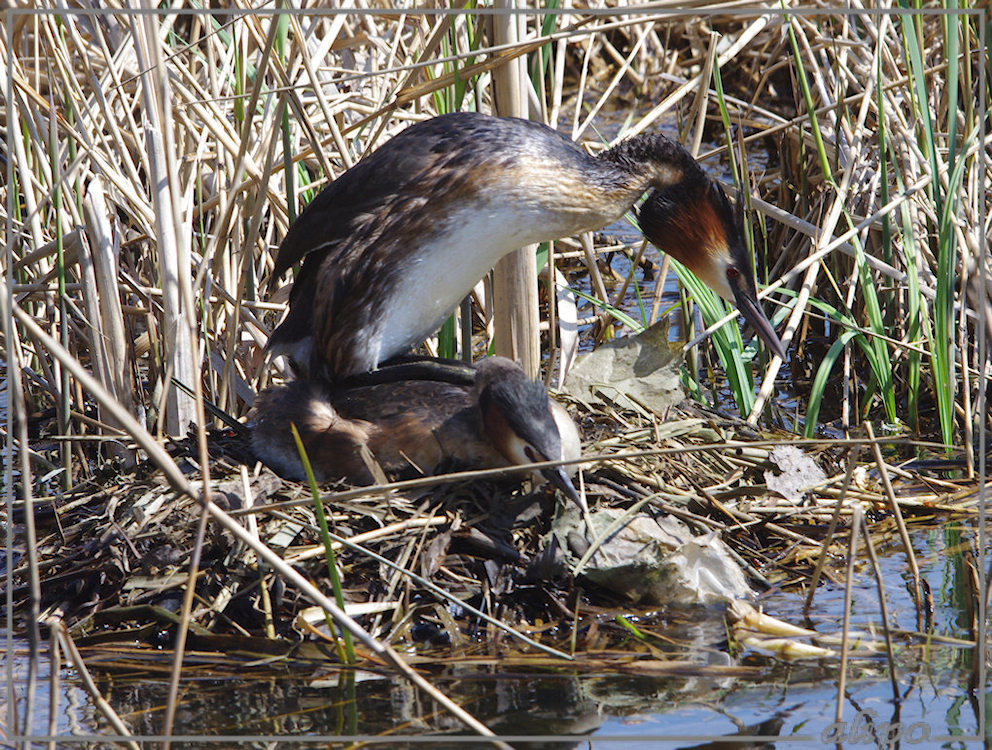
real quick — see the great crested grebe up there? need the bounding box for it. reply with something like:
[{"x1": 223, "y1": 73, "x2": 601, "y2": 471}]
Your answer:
[
  {"x1": 266, "y1": 111, "x2": 785, "y2": 381},
  {"x1": 250, "y1": 357, "x2": 585, "y2": 511}
]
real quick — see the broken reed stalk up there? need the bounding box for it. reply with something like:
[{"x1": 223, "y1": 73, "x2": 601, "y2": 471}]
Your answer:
[
  {"x1": 47, "y1": 627, "x2": 60, "y2": 744},
  {"x1": 53, "y1": 624, "x2": 141, "y2": 750},
  {"x1": 162, "y1": 502, "x2": 211, "y2": 750},
  {"x1": 836, "y1": 504, "x2": 863, "y2": 725},
  {"x1": 805, "y1": 448, "x2": 858, "y2": 612},
  {"x1": 864, "y1": 422, "x2": 923, "y2": 616},
  {"x1": 241, "y1": 465, "x2": 277, "y2": 639},
  {"x1": 859, "y1": 505, "x2": 900, "y2": 701},
  {"x1": 80, "y1": 178, "x2": 136, "y2": 469}
]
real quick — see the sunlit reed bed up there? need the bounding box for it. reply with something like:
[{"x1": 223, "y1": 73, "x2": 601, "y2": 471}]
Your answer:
[{"x1": 2, "y1": 4, "x2": 986, "y2": 745}]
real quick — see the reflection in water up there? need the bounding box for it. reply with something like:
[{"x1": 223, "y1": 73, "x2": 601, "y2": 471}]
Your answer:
[
  {"x1": 9, "y1": 640, "x2": 982, "y2": 747},
  {"x1": 7, "y1": 524, "x2": 986, "y2": 747}
]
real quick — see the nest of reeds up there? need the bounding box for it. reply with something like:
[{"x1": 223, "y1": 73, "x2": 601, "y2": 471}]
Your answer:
[{"x1": 16, "y1": 386, "x2": 979, "y2": 672}]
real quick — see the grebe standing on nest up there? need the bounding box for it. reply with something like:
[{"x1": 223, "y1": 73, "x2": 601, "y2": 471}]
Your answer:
[
  {"x1": 253, "y1": 112, "x2": 785, "y2": 500},
  {"x1": 265, "y1": 111, "x2": 785, "y2": 382}
]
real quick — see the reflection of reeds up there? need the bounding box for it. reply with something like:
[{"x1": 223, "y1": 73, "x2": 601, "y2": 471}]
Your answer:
[{"x1": 3, "y1": 5, "x2": 985, "y2": 743}]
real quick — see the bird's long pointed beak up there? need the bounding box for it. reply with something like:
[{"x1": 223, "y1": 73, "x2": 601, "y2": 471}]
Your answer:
[
  {"x1": 542, "y1": 465, "x2": 588, "y2": 514},
  {"x1": 731, "y1": 283, "x2": 786, "y2": 360}
]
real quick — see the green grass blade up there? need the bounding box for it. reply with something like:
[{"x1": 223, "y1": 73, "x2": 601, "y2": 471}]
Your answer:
[
  {"x1": 898, "y1": 6, "x2": 941, "y2": 216},
  {"x1": 784, "y1": 12, "x2": 833, "y2": 183},
  {"x1": 931, "y1": 132, "x2": 975, "y2": 449},
  {"x1": 671, "y1": 260, "x2": 754, "y2": 415},
  {"x1": 844, "y1": 215, "x2": 898, "y2": 424},
  {"x1": 567, "y1": 286, "x2": 644, "y2": 333},
  {"x1": 803, "y1": 330, "x2": 861, "y2": 437},
  {"x1": 439, "y1": 314, "x2": 458, "y2": 359},
  {"x1": 290, "y1": 424, "x2": 357, "y2": 665}
]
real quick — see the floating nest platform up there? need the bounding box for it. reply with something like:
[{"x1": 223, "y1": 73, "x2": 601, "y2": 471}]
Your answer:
[{"x1": 9, "y1": 398, "x2": 980, "y2": 675}]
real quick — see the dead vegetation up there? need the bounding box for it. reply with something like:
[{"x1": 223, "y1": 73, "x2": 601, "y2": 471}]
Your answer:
[{"x1": 2, "y1": 2, "x2": 987, "y2": 744}]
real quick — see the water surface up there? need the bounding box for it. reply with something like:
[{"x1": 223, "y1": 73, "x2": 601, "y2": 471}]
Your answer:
[{"x1": 6, "y1": 522, "x2": 987, "y2": 747}]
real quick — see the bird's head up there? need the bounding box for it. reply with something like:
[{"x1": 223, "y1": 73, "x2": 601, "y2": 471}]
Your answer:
[
  {"x1": 638, "y1": 178, "x2": 786, "y2": 360},
  {"x1": 475, "y1": 358, "x2": 587, "y2": 513}
]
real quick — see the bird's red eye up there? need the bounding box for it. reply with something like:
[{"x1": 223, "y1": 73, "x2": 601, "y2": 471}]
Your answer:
[{"x1": 727, "y1": 266, "x2": 740, "y2": 279}]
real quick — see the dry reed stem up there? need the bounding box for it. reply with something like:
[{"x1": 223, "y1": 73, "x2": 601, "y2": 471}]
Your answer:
[
  {"x1": 835, "y1": 503, "x2": 862, "y2": 725},
  {"x1": 805, "y1": 449, "x2": 857, "y2": 611},
  {"x1": 859, "y1": 501, "x2": 900, "y2": 700},
  {"x1": 492, "y1": 0, "x2": 540, "y2": 377},
  {"x1": 52, "y1": 623, "x2": 141, "y2": 749},
  {"x1": 865, "y1": 422, "x2": 923, "y2": 611}
]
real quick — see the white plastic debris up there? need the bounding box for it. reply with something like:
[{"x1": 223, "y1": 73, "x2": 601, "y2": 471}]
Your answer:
[
  {"x1": 764, "y1": 445, "x2": 827, "y2": 503},
  {"x1": 556, "y1": 507, "x2": 753, "y2": 606}
]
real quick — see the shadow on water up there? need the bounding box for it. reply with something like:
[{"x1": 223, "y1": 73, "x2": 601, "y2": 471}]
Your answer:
[{"x1": 6, "y1": 522, "x2": 987, "y2": 748}]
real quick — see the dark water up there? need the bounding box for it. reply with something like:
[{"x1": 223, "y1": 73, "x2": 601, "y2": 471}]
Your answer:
[{"x1": 6, "y1": 523, "x2": 989, "y2": 748}]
